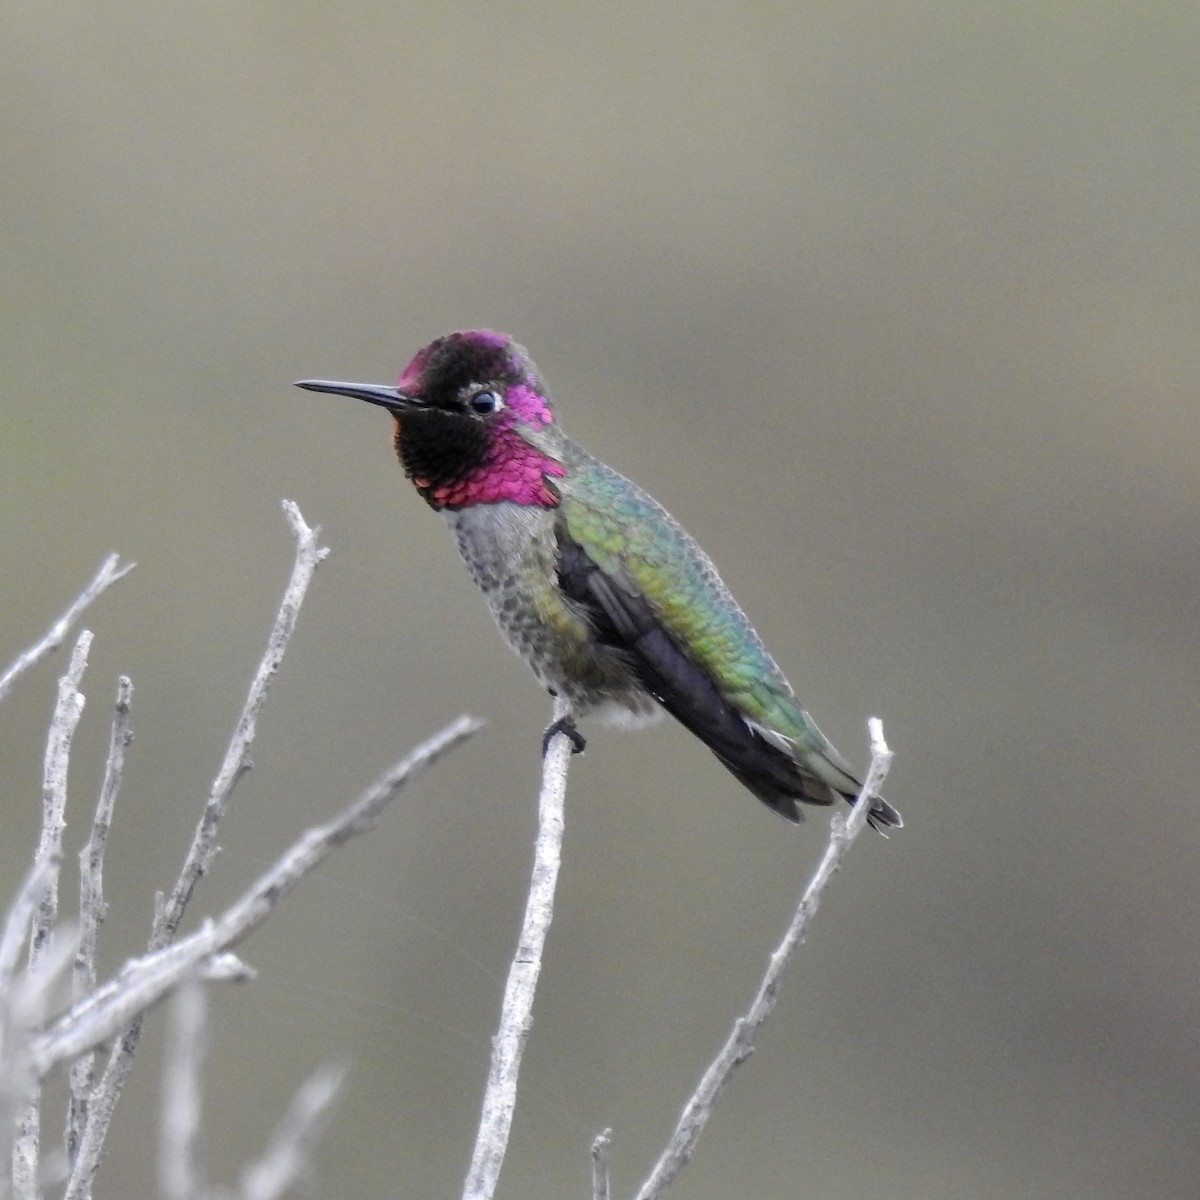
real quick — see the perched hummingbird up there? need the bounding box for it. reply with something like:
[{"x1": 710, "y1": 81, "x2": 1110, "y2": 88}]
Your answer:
[{"x1": 298, "y1": 331, "x2": 900, "y2": 832}]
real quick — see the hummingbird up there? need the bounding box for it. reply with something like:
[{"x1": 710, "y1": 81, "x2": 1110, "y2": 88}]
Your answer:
[{"x1": 297, "y1": 330, "x2": 900, "y2": 832}]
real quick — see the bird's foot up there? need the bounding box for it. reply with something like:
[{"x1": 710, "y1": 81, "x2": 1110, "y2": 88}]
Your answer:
[{"x1": 542, "y1": 715, "x2": 586, "y2": 757}]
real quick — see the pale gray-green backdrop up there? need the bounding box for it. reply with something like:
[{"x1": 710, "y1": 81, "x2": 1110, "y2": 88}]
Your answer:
[{"x1": 3, "y1": 5, "x2": 1197, "y2": 1198}]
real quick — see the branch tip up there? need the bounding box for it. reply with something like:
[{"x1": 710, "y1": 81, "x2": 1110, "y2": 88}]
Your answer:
[
  {"x1": 631, "y1": 724, "x2": 897, "y2": 1200},
  {"x1": 0, "y1": 553, "x2": 132, "y2": 704}
]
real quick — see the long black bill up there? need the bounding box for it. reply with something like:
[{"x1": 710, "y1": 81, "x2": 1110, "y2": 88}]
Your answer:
[{"x1": 294, "y1": 379, "x2": 416, "y2": 414}]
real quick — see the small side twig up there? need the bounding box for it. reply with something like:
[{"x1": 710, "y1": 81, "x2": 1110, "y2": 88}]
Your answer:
[
  {"x1": 0, "y1": 864, "x2": 56, "y2": 1008},
  {"x1": 0, "y1": 864, "x2": 59, "y2": 1175},
  {"x1": 35, "y1": 715, "x2": 483, "y2": 1078},
  {"x1": 238, "y1": 1062, "x2": 348, "y2": 1200},
  {"x1": 461, "y1": 696, "x2": 574, "y2": 1200},
  {"x1": 0, "y1": 555, "x2": 133, "y2": 705},
  {"x1": 67, "y1": 677, "x2": 133, "y2": 1165},
  {"x1": 631, "y1": 719, "x2": 896, "y2": 1200},
  {"x1": 65, "y1": 501, "x2": 329, "y2": 1200},
  {"x1": 13, "y1": 632, "x2": 93, "y2": 1200},
  {"x1": 8, "y1": 935, "x2": 79, "y2": 1200},
  {"x1": 30, "y1": 632, "x2": 93, "y2": 967},
  {"x1": 1, "y1": 912, "x2": 76, "y2": 1200},
  {"x1": 159, "y1": 981, "x2": 207, "y2": 1200},
  {"x1": 156, "y1": 499, "x2": 329, "y2": 948}
]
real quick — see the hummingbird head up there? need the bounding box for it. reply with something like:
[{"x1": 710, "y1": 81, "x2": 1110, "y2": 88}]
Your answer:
[{"x1": 297, "y1": 330, "x2": 566, "y2": 510}]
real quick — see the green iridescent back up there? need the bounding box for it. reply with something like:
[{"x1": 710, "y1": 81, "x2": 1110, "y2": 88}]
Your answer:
[{"x1": 556, "y1": 446, "x2": 824, "y2": 748}]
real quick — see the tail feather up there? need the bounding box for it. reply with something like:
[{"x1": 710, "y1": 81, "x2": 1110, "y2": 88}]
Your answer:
[
  {"x1": 717, "y1": 740, "x2": 902, "y2": 833},
  {"x1": 613, "y1": 618, "x2": 899, "y2": 831}
]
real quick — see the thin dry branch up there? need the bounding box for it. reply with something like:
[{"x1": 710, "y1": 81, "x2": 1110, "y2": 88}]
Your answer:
[
  {"x1": 591, "y1": 1129, "x2": 613, "y2": 1200},
  {"x1": 157, "y1": 499, "x2": 329, "y2": 947},
  {"x1": 29, "y1": 632, "x2": 93, "y2": 967},
  {"x1": 64, "y1": 500, "x2": 329, "y2": 1200},
  {"x1": 1, "y1": 502, "x2": 469, "y2": 1200},
  {"x1": 238, "y1": 1062, "x2": 348, "y2": 1200},
  {"x1": 461, "y1": 697, "x2": 574, "y2": 1200},
  {"x1": 162, "y1": 976, "x2": 348, "y2": 1200},
  {"x1": 34, "y1": 714, "x2": 483, "y2": 1078},
  {"x1": 14, "y1": 632, "x2": 94, "y2": 1200},
  {"x1": 0, "y1": 864, "x2": 63, "y2": 1180},
  {"x1": 631, "y1": 719, "x2": 896, "y2": 1200},
  {"x1": 7, "y1": 935, "x2": 78, "y2": 1200},
  {"x1": 0, "y1": 864, "x2": 56, "y2": 1007},
  {"x1": 0, "y1": 555, "x2": 133, "y2": 705},
  {"x1": 67, "y1": 676, "x2": 133, "y2": 1165},
  {"x1": 159, "y1": 981, "x2": 207, "y2": 1200}
]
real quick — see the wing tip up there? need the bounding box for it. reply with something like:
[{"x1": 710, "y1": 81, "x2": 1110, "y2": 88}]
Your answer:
[{"x1": 865, "y1": 796, "x2": 903, "y2": 835}]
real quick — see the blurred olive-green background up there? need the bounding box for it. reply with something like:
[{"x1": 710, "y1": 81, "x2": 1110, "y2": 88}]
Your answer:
[{"x1": 3, "y1": 5, "x2": 1198, "y2": 1198}]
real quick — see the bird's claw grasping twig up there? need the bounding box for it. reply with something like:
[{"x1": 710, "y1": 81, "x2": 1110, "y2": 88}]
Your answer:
[{"x1": 542, "y1": 715, "x2": 586, "y2": 757}]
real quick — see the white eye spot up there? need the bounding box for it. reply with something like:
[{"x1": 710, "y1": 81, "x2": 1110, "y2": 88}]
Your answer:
[{"x1": 469, "y1": 389, "x2": 503, "y2": 415}]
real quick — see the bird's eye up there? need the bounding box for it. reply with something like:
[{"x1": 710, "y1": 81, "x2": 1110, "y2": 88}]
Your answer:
[{"x1": 469, "y1": 389, "x2": 503, "y2": 415}]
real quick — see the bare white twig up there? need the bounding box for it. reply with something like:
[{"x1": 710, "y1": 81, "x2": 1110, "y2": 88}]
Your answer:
[
  {"x1": 0, "y1": 555, "x2": 133, "y2": 705},
  {"x1": 14, "y1": 634, "x2": 93, "y2": 1200},
  {"x1": 590, "y1": 1128, "x2": 613, "y2": 1200},
  {"x1": 238, "y1": 1062, "x2": 348, "y2": 1200},
  {"x1": 67, "y1": 677, "x2": 133, "y2": 1166},
  {"x1": 161, "y1": 977, "x2": 346, "y2": 1200},
  {"x1": 35, "y1": 715, "x2": 483, "y2": 1079},
  {"x1": 159, "y1": 981, "x2": 207, "y2": 1200},
  {"x1": 1, "y1": 562, "x2": 131, "y2": 1197},
  {"x1": 1, "y1": 862, "x2": 57, "y2": 1199},
  {"x1": 60, "y1": 1031, "x2": 133, "y2": 1200},
  {"x1": 8, "y1": 934, "x2": 78, "y2": 1200},
  {"x1": 64, "y1": 501, "x2": 329, "y2": 1200},
  {"x1": 0, "y1": 865, "x2": 55, "y2": 1007},
  {"x1": 461, "y1": 696, "x2": 574, "y2": 1200},
  {"x1": 29, "y1": 632, "x2": 92, "y2": 968},
  {"x1": 157, "y1": 500, "x2": 329, "y2": 948},
  {"x1": 632, "y1": 720, "x2": 895, "y2": 1200}
]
